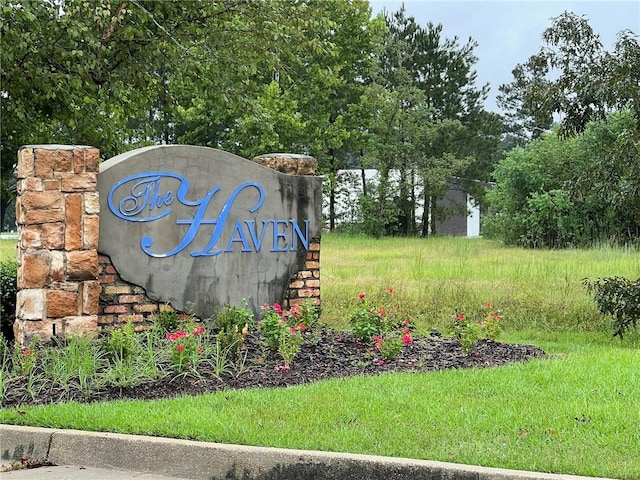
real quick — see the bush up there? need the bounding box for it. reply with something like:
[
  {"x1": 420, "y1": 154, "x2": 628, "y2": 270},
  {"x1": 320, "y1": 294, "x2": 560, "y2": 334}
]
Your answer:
[
  {"x1": 0, "y1": 259, "x2": 17, "y2": 342},
  {"x1": 583, "y1": 277, "x2": 640, "y2": 338}
]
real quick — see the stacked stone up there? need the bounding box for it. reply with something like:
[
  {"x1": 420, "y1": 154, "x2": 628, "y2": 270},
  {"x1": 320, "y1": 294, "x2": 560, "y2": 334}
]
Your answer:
[
  {"x1": 14, "y1": 146, "x2": 100, "y2": 344},
  {"x1": 252, "y1": 153, "x2": 321, "y2": 310}
]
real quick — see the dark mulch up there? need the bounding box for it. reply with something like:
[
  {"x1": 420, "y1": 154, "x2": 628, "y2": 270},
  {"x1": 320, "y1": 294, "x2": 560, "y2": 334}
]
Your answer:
[
  {"x1": 2, "y1": 329, "x2": 546, "y2": 408},
  {"x1": 102, "y1": 329, "x2": 546, "y2": 403}
]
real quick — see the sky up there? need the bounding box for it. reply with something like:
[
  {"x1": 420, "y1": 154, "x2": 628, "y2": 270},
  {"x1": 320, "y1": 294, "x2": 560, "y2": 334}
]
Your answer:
[{"x1": 369, "y1": 0, "x2": 640, "y2": 113}]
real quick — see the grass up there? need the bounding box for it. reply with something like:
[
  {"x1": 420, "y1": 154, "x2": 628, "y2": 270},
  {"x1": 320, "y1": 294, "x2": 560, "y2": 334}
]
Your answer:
[
  {"x1": 0, "y1": 239, "x2": 16, "y2": 261},
  {"x1": 2, "y1": 233, "x2": 640, "y2": 478}
]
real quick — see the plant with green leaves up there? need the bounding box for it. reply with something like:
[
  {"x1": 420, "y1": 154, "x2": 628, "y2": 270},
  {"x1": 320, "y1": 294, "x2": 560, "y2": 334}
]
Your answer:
[
  {"x1": 0, "y1": 259, "x2": 17, "y2": 341},
  {"x1": 348, "y1": 288, "x2": 405, "y2": 342},
  {"x1": 215, "y1": 302, "x2": 253, "y2": 358},
  {"x1": 446, "y1": 304, "x2": 504, "y2": 354},
  {"x1": 584, "y1": 277, "x2": 640, "y2": 338},
  {"x1": 165, "y1": 323, "x2": 207, "y2": 374},
  {"x1": 259, "y1": 303, "x2": 310, "y2": 367}
]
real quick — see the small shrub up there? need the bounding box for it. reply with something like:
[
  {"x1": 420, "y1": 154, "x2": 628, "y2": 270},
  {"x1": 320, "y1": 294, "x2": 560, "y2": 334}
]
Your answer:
[
  {"x1": 215, "y1": 302, "x2": 253, "y2": 357},
  {"x1": 165, "y1": 323, "x2": 206, "y2": 373},
  {"x1": 583, "y1": 277, "x2": 640, "y2": 338},
  {"x1": 348, "y1": 289, "x2": 404, "y2": 342},
  {"x1": 0, "y1": 259, "x2": 17, "y2": 341},
  {"x1": 259, "y1": 302, "x2": 313, "y2": 366},
  {"x1": 446, "y1": 303, "x2": 504, "y2": 354},
  {"x1": 153, "y1": 308, "x2": 181, "y2": 333}
]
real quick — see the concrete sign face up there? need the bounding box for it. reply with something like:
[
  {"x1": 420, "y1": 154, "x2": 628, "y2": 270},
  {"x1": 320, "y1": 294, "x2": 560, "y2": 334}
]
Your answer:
[{"x1": 98, "y1": 145, "x2": 322, "y2": 317}]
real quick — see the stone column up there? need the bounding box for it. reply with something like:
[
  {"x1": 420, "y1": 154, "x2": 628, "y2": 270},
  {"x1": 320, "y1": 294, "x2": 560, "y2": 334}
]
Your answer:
[
  {"x1": 14, "y1": 145, "x2": 101, "y2": 345},
  {"x1": 251, "y1": 153, "x2": 321, "y2": 309}
]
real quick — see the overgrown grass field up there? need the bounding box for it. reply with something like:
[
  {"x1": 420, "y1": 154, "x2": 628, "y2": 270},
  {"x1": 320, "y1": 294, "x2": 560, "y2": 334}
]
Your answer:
[{"x1": 1, "y1": 234, "x2": 639, "y2": 478}]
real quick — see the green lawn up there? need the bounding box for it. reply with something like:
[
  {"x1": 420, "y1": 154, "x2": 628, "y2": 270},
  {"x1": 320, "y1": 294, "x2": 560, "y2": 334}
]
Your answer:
[{"x1": 2, "y1": 234, "x2": 639, "y2": 478}]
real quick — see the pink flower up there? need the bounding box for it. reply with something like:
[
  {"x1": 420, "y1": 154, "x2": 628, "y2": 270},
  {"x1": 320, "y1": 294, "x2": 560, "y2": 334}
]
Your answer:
[
  {"x1": 486, "y1": 302, "x2": 492, "y2": 309},
  {"x1": 290, "y1": 326, "x2": 298, "y2": 334},
  {"x1": 273, "y1": 303, "x2": 283, "y2": 315},
  {"x1": 275, "y1": 365, "x2": 290, "y2": 371},
  {"x1": 197, "y1": 346, "x2": 203, "y2": 354},
  {"x1": 298, "y1": 323, "x2": 306, "y2": 330},
  {"x1": 456, "y1": 313, "x2": 465, "y2": 320},
  {"x1": 23, "y1": 348, "x2": 31, "y2": 356},
  {"x1": 403, "y1": 333, "x2": 412, "y2": 345},
  {"x1": 387, "y1": 287, "x2": 394, "y2": 294},
  {"x1": 377, "y1": 360, "x2": 385, "y2": 365},
  {"x1": 176, "y1": 344, "x2": 185, "y2": 352},
  {"x1": 193, "y1": 326, "x2": 204, "y2": 336},
  {"x1": 358, "y1": 292, "x2": 366, "y2": 300},
  {"x1": 402, "y1": 320, "x2": 410, "y2": 326}
]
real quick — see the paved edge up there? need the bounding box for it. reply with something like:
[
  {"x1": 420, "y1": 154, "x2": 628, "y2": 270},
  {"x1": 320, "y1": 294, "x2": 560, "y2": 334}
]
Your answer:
[{"x1": 0, "y1": 425, "x2": 614, "y2": 480}]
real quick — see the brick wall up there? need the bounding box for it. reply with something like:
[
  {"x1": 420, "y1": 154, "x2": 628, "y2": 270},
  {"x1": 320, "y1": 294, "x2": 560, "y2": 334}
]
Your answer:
[{"x1": 14, "y1": 147, "x2": 322, "y2": 342}]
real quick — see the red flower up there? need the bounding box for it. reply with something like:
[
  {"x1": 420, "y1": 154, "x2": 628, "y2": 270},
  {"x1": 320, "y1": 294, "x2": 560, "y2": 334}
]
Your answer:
[
  {"x1": 358, "y1": 292, "x2": 366, "y2": 300},
  {"x1": 23, "y1": 348, "x2": 31, "y2": 356},
  {"x1": 456, "y1": 313, "x2": 465, "y2": 320},
  {"x1": 298, "y1": 323, "x2": 306, "y2": 330},
  {"x1": 273, "y1": 303, "x2": 283, "y2": 315},
  {"x1": 193, "y1": 326, "x2": 204, "y2": 336},
  {"x1": 176, "y1": 344, "x2": 185, "y2": 352},
  {"x1": 403, "y1": 334, "x2": 412, "y2": 345},
  {"x1": 387, "y1": 287, "x2": 394, "y2": 294},
  {"x1": 290, "y1": 326, "x2": 298, "y2": 334}
]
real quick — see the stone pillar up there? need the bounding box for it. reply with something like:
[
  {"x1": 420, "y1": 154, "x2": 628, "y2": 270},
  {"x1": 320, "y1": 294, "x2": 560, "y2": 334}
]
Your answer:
[
  {"x1": 14, "y1": 145, "x2": 100, "y2": 345},
  {"x1": 251, "y1": 153, "x2": 321, "y2": 309}
]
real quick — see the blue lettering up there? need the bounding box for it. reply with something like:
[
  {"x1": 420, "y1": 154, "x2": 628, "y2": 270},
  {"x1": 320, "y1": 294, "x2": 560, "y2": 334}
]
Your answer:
[
  {"x1": 290, "y1": 219, "x2": 310, "y2": 250},
  {"x1": 245, "y1": 220, "x2": 270, "y2": 252},
  {"x1": 192, "y1": 182, "x2": 264, "y2": 256},
  {"x1": 225, "y1": 220, "x2": 252, "y2": 252},
  {"x1": 271, "y1": 220, "x2": 289, "y2": 252},
  {"x1": 109, "y1": 171, "x2": 313, "y2": 257}
]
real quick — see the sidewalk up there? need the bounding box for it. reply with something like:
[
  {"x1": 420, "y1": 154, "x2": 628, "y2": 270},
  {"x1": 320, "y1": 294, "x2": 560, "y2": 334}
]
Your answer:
[
  {"x1": 0, "y1": 424, "x2": 615, "y2": 480},
  {"x1": 2, "y1": 464, "x2": 186, "y2": 479}
]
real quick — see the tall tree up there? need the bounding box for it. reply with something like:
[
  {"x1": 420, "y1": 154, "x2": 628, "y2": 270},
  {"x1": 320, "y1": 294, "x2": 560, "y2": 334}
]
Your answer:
[
  {"x1": 0, "y1": 0, "x2": 296, "y2": 227},
  {"x1": 368, "y1": 6, "x2": 498, "y2": 235},
  {"x1": 498, "y1": 11, "x2": 640, "y2": 139}
]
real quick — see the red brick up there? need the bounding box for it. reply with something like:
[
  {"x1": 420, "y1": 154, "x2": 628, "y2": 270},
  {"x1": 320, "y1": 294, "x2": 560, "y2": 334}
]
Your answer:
[
  {"x1": 134, "y1": 304, "x2": 159, "y2": 313},
  {"x1": 118, "y1": 294, "x2": 144, "y2": 304},
  {"x1": 104, "y1": 305, "x2": 128, "y2": 314}
]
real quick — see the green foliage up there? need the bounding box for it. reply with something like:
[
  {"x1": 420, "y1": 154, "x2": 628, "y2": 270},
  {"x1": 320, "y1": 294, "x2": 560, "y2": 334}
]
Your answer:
[
  {"x1": 583, "y1": 277, "x2": 640, "y2": 338},
  {"x1": 347, "y1": 289, "x2": 413, "y2": 361},
  {"x1": 445, "y1": 305, "x2": 504, "y2": 355},
  {"x1": 258, "y1": 301, "x2": 320, "y2": 366},
  {"x1": 348, "y1": 289, "x2": 404, "y2": 342},
  {"x1": 153, "y1": 309, "x2": 180, "y2": 334},
  {"x1": 215, "y1": 302, "x2": 253, "y2": 358},
  {"x1": 0, "y1": 259, "x2": 17, "y2": 341},
  {"x1": 102, "y1": 321, "x2": 139, "y2": 364},
  {"x1": 485, "y1": 111, "x2": 640, "y2": 248}
]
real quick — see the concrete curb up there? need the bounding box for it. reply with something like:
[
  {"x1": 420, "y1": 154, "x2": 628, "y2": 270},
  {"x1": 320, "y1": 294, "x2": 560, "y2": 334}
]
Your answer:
[{"x1": 0, "y1": 425, "x2": 614, "y2": 480}]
